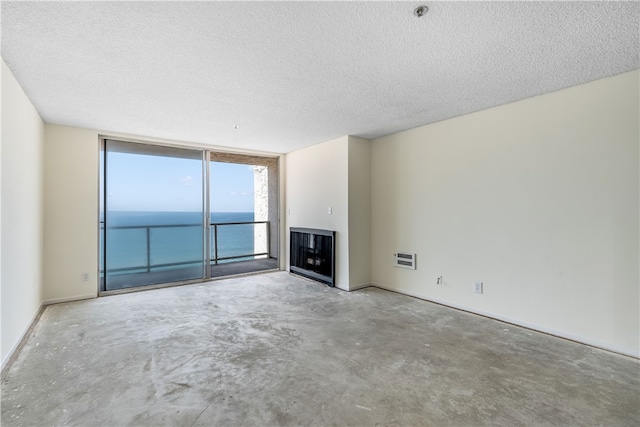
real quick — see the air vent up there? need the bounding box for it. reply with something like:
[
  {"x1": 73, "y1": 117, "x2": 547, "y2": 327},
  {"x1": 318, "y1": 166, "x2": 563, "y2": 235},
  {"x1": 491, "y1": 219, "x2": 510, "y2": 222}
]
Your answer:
[{"x1": 393, "y1": 252, "x2": 416, "y2": 269}]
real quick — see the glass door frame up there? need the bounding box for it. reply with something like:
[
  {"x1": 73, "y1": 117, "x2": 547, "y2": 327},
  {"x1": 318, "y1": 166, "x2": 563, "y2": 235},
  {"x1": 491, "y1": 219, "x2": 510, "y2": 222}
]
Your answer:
[
  {"x1": 99, "y1": 136, "x2": 210, "y2": 294},
  {"x1": 98, "y1": 136, "x2": 280, "y2": 295}
]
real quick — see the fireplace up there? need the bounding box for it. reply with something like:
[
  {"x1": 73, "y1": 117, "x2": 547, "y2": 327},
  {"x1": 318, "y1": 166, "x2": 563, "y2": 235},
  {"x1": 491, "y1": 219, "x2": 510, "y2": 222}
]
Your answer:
[{"x1": 290, "y1": 227, "x2": 335, "y2": 286}]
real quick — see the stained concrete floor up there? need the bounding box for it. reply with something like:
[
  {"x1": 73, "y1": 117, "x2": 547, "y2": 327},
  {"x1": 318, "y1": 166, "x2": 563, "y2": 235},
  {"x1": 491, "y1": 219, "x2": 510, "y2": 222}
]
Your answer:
[{"x1": 2, "y1": 272, "x2": 639, "y2": 426}]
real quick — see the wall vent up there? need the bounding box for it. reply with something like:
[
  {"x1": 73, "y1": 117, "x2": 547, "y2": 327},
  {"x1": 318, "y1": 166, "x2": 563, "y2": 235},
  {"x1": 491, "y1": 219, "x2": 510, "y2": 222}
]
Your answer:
[{"x1": 393, "y1": 252, "x2": 416, "y2": 269}]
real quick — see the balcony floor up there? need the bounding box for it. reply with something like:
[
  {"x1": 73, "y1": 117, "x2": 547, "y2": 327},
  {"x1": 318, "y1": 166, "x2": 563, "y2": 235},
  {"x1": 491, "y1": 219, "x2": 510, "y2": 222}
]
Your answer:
[
  {"x1": 104, "y1": 257, "x2": 279, "y2": 291},
  {"x1": 209, "y1": 257, "x2": 278, "y2": 278}
]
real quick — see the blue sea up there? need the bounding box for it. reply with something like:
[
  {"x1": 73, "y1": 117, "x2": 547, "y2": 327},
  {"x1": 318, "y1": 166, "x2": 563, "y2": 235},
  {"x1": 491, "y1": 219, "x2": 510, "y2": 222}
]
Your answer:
[{"x1": 102, "y1": 211, "x2": 258, "y2": 275}]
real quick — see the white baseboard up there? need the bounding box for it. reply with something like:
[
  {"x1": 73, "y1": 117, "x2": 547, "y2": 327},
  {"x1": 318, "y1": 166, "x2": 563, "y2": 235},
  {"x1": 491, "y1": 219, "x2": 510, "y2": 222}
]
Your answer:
[
  {"x1": 1, "y1": 303, "x2": 44, "y2": 373},
  {"x1": 43, "y1": 293, "x2": 96, "y2": 305},
  {"x1": 372, "y1": 282, "x2": 639, "y2": 360}
]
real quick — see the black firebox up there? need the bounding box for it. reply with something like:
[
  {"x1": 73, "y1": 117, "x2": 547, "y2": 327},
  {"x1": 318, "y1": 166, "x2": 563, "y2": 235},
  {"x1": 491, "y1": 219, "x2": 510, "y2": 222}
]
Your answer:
[{"x1": 290, "y1": 227, "x2": 336, "y2": 286}]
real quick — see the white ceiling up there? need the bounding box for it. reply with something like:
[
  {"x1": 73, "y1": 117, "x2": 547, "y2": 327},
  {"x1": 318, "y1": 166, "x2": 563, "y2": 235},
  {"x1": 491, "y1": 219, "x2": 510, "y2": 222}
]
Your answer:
[{"x1": 2, "y1": 1, "x2": 638, "y2": 154}]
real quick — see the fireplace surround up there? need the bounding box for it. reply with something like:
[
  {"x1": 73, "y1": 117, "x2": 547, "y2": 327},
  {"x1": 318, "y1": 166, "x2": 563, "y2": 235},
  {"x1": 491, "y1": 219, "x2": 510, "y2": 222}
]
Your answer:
[{"x1": 289, "y1": 227, "x2": 335, "y2": 286}]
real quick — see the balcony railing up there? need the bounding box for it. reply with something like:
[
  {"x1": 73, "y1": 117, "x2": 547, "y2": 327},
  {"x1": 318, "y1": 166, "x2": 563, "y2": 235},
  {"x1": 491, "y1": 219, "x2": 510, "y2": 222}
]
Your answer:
[
  {"x1": 100, "y1": 221, "x2": 270, "y2": 276},
  {"x1": 210, "y1": 221, "x2": 270, "y2": 264}
]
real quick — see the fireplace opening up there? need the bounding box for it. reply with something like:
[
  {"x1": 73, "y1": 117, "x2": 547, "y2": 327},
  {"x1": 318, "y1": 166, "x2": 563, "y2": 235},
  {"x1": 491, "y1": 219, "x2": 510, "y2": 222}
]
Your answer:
[{"x1": 290, "y1": 227, "x2": 335, "y2": 286}]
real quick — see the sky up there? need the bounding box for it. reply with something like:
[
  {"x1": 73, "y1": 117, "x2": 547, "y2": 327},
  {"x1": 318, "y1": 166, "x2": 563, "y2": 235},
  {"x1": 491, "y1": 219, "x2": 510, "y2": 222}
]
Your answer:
[{"x1": 105, "y1": 152, "x2": 254, "y2": 212}]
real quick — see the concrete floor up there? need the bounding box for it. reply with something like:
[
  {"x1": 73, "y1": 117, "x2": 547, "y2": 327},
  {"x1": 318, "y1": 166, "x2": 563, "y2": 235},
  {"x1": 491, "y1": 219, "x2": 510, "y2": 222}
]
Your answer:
[{"x1": 2, "y1": 272, "x2": 639, "y2": 426}]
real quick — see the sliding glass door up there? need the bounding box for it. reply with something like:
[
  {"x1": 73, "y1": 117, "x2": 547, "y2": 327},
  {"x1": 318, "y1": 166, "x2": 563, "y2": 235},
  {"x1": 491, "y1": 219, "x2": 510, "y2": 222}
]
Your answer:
[
  {"x1": 99, "y1": 139, "x2": 280, "y2": 292},
  {"x1": 207, "y1": 154, "x2": 279, "y2": 278},
  {"x1": 101, "y1": 140, "x2": 205, "y2": 291}
]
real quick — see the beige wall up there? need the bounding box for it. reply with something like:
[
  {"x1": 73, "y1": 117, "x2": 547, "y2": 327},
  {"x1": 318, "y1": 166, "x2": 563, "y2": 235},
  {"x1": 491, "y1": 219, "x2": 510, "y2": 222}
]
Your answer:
[
  {"x1": 348, "y1": 136, "x2": 371, "y2": 289},
  {"x1": 371, "y1": 70, "x2": 640, "y2": 357},
  {"x1": 285, "y1": 136, "x2": 350, "y2": 289},
  {"x1": 43, "y1": 125, "x2": 99, "y2": 302},
  {"x1": 1, "y1": 60, "x2": 45, "y2": 366}
]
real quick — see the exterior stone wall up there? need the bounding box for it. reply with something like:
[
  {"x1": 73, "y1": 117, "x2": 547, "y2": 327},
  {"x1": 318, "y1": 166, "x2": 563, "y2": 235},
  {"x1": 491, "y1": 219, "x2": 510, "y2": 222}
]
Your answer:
[{"x1": 253, "y1": 165, "x2": 269, "y2": 257}]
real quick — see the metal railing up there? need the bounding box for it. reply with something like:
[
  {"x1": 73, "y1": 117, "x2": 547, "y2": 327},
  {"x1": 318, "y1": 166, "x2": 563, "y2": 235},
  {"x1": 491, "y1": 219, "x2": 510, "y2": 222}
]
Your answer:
[
  {"x1": 100, "y1": 221, "x2": 270, "y2": 275},
  {"x1": 210, "y1": 221, "x2": 270, "y2": 264}
]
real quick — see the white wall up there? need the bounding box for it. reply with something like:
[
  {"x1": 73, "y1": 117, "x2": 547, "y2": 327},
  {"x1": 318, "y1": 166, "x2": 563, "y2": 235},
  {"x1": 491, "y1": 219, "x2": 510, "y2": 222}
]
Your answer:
[
  {"x1": 348, "y1": 136, "x2": 371, "y2": 289},
  {"x1": 1, "y1": 60, "x2": 45, "y2": 366},
  {"x1": 371, "y1": 70, "x2": 640, "y2": 357},
  {"x1": 285, "y1": 136, "x2": 350, "y2": 289}
]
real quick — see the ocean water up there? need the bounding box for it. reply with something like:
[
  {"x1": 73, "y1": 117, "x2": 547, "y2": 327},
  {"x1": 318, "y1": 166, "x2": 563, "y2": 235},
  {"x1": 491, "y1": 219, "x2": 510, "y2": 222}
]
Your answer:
[{"x1": 102, "y1": 211, "x2": 258, "y2": 275}]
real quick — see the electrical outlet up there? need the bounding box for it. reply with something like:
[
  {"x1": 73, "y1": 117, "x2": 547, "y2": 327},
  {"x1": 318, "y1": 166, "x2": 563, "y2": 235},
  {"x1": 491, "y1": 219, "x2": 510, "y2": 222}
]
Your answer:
[
  {"x1": 82, "y1": 273, "x2": 89, "y2": 282},
  {"x1": 328, "y1": 207, "x2": 332, "y2": 215},
  {"x1": 474, "y1": 281, "x2": 483, "y2": 294},
  {"x1": 436, "y1": 276, "x2": 443, "y2": 285}
]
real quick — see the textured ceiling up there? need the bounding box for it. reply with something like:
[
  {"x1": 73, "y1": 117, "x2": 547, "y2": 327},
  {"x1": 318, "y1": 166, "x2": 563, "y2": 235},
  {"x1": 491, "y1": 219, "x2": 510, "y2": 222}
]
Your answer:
[{"x1": 2, "y1": 1, "x2": 639, "y2": 154}]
